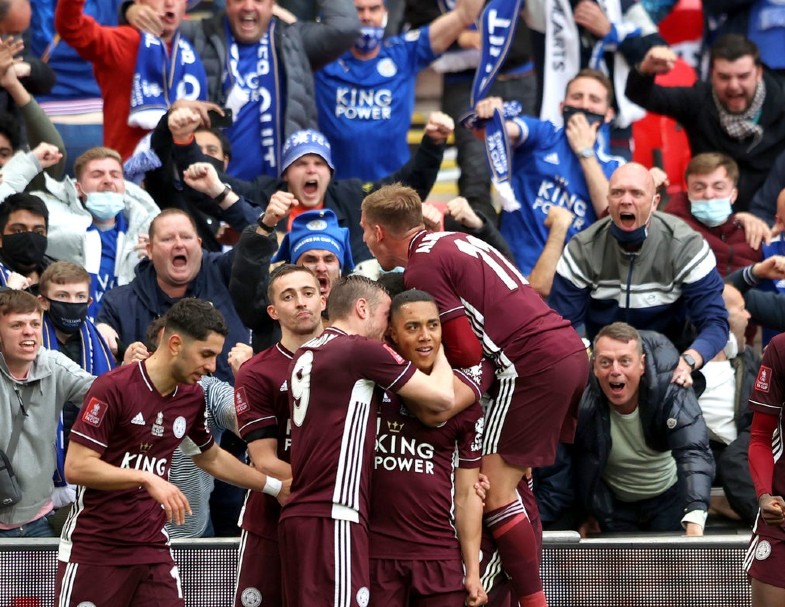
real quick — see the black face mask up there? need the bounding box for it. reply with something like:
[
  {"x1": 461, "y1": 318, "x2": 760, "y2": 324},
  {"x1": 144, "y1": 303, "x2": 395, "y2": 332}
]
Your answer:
[
  {"x1": 1, "y1": 232, "x2": 47, "y2": 271},
  {"x1": 45, "y1": 298, "x2": 88, "y2": 335},
  {"x1": 204, "y1": 156, "x2": 226, "y2": 175},
  {"x1": 562, "y1": 105, "x2": 607, "y2": 127}
]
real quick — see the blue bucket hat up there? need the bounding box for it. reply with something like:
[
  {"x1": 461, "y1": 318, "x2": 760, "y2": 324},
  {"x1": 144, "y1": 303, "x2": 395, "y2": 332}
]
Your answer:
[
  {"x1": 280, "y1": 130, "x2": 335, "y2": 176},
  {"x1": 271, "y1": 209, "x2": 354, "y2": 271}
]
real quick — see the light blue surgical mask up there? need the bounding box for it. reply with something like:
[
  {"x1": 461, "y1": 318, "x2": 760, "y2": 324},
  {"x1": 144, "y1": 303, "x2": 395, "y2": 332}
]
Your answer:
[
  {"x1": 85, "y1": 191, "x2": 125, "y2": 221},
  {"x1": 689, "y1": 197, "x2": 733, "y2": 228},
  {"x1": 354, "y1": 26, "x2": 385, "y2": 54}
]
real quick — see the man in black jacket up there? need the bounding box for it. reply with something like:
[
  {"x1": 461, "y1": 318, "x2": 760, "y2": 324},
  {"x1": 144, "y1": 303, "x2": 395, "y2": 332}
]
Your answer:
[
  {"x1": 574, "y1": 322, "x2": 714, "y2": 535},
  {"x1": 625, "y1": 34, "x2": 785, "y2": 212}
]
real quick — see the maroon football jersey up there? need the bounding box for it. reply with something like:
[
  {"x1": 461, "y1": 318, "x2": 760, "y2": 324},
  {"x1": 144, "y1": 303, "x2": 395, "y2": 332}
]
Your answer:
[
  {"x1": 234, "y1": 343, "x2": 294, "y2": 539},
  {"x1": 280, "y1": 328, "x2": 416, "y2": 527},
  {"x1": 748, "y1": 334, "x2": 785, "y2": 540},
  {"x1": 58, "y1": 362, "x2": 214, "y2": 566},
  {"x1": 370, "y1": 369, "x2": 484, "y2": 560},
  {"x1": 405, "y1": 230, "x2": 583, "y2": 373}
]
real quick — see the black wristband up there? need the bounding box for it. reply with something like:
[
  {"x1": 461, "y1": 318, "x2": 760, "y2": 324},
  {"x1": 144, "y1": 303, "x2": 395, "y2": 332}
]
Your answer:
[
  {"x1": 213, "y1": 184, "x2": 232, "y2": 204},
  {"x1": 257, "y1": 213, "x2": 275, "y2": 233}
]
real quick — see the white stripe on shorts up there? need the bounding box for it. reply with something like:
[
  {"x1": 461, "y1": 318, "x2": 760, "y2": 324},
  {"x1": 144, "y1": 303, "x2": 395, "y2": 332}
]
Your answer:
[{"x1": 334, "y1": 520, "x2": 352, "y2": 607}]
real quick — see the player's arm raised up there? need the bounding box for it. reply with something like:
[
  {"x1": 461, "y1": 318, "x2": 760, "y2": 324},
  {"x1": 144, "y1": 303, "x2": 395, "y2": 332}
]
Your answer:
[
  {"x1": 409, "y1": 373, "x2": 478, "y2": 427},
  {"x1": 65, "y1": 442, "x2": 192, "y2": 525},
  {"x1": 395, "y1": 346, "x2": 455, "y2": 414}
]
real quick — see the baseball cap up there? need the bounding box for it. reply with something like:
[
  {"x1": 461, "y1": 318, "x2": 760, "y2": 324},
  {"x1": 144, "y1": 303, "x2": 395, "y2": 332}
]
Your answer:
[
  {"x1": 280, "y1": 130, "x2": 335, "y2": 176},
  {"x1": 271, "y1": 209, "x2": 354, "y2": 270}
]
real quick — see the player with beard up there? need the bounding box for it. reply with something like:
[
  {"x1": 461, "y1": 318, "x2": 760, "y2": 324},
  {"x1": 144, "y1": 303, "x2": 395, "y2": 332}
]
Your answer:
[
  {"x1": 279, "y1": 275, "x2": 457, "y2": 607},
  {"x1": 371, "y1": 288, "x2": 489, "y2": 606},
  {"x1": 232, "y1": 265, "x2": 325, "y2": 607},
  {"x1": 55, "y1": 298, "x2": 289, "y2": 607}
]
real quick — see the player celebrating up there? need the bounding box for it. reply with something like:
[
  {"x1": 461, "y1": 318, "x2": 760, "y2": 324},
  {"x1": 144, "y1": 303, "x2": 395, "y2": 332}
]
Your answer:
[
  {"x1": 371, "y1": 288, "x2": 488, "y2": 606},
  {"x1": 361, "y1": 184, "x2": 589, "y2": 607},
  {"x1": 746, "y1": 332, "x2": 785, "y2": 607},
  {"x1": 233, "y1": 265, "x2": 326, "y2": 607},
  {"x1": 55, "y1": 298, "x2": 288, "y2": 607},
  {"x1": 278, "y1": 275, "x2": 456, "y2": 607}
]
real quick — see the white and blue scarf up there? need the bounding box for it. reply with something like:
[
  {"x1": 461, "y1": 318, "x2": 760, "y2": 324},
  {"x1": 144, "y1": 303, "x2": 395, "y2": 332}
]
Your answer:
[
  {"x1": 129, "y1": 31, "x2": 207, "y2": 129},
  {"x1": 223, "y1": 19, "x2": 283, "y2": 177},
  {"x1": 46, "y1": 317, "x2": 115, "y2": 489}
]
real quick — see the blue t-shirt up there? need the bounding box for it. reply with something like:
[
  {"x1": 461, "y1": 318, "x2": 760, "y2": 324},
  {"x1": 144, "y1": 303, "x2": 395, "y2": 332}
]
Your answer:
[
  {"x1": 314, "y1": 27, "x2": 437, "y2": 181},
  {"x1": 500, "y1": 116, "x2": 623, "y2": 275},
  {"x1": 31, "y1": 0, "x2": 122, "y2": 102}
]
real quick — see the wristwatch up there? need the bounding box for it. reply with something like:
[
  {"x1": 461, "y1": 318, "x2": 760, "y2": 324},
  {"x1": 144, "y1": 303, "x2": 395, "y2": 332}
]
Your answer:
[
  {"x1": 257, "y1": 212, "x2": 275, "y2": 234},
  {"x1": 212, "y1": 183, "x2": 232, "y2": 204},
  {"x1": 578, "y1": 147, "x2": 594, "y2": 159},
  {"x1": 681, "y1": 353, "x2": 697, "y2": 370}
]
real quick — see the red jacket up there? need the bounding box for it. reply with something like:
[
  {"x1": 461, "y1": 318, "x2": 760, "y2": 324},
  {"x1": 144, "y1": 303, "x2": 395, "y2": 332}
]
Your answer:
[
  {"x1": 56, "y1": 0, "x2": 148, "y2": 160},
  {"x1": 664, "y1": 192, "x2": 762, "y2": 276}
]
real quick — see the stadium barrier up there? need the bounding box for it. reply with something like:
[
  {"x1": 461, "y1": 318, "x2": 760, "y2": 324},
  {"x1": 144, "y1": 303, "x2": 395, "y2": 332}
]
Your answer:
[{"x1": 0, "y1": 532, "x2": 753, "y2": 606}]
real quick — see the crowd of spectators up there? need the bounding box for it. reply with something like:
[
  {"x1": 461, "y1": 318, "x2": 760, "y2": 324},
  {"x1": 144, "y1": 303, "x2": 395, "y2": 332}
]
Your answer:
[{"x1": 4, "y1": 0, "x2": 785, "y2": 604}]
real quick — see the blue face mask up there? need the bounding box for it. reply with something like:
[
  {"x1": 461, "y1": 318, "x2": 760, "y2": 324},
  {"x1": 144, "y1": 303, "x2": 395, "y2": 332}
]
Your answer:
[
  {"x1": 610, "y1": 222, "x2": 648, "y2": 248},
  {"x1": 689, "y1": 197, "x2": 733, "y2": 228},
  {"x1": 85, "y1": 191, "x2": 125, "y2": 221},
  {"x1": 354, "y1": 26, "x2": 385, "y2": 54}
]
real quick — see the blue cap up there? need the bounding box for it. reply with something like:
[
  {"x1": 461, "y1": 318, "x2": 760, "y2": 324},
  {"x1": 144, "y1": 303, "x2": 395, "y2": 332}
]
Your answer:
[
  {"x1": 271, "y1": 209, "x2": 354, "y2": 270},
  {"x1": 280, "y1": 130, "x2": 335, "y2": 176}
]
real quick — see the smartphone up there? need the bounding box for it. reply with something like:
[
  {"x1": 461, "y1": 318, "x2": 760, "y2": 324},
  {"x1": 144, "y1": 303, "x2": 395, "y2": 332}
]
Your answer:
[{"x1": 207, "y1": 108, "x2": 233, "y2": 129}]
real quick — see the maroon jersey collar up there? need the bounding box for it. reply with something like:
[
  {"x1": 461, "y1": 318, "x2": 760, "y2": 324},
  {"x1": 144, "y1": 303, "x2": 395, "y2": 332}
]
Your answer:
[{"x1": 407, "y1": 230, "x2": 429, "y2": 258}]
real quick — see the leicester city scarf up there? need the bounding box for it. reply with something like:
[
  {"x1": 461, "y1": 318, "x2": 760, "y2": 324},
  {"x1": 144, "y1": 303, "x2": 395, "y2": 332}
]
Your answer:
[
  {"x1": 45, "y1": 317, "x2": 115, "y2": 488},
  {"x1": 223, "y1": 19, "x2": 282, "y2": 177},
  {"x1": 484, "y1": 107, "x2": 520, "y2": 212},
  {"x1": 129, "y1": 31, "x2": 208, "y2": 129},
  {"x1": 470, "y1": 0, "x2": 523, "y2": 107}
]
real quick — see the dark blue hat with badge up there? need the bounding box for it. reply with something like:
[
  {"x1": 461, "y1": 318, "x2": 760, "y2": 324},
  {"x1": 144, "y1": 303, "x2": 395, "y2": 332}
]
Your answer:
[{"x1": 271, "y1": 209, "x2": 355, "y2": 271}]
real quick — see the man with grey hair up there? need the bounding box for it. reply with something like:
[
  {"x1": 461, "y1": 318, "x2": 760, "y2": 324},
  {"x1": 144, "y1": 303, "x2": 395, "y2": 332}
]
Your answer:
[{"x1": 574, "y1": 322, "x2": 714, "y2": 535}]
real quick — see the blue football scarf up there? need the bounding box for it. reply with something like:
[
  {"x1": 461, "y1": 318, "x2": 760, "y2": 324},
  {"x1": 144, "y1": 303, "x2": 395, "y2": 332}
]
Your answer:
[
  {"x1": 223, "y1": 19, "x2": 282, "y2": 178},
  {"x1": 129, "y1": 31, "x2": 208, "y2": 128},
  {"x1": 470, "y1": 0, "x2": 523, "y2": 107},
  {"x1": 484, "y1": 107, "x2": 520, "y2": 212},
  {"x1": 45, "y1": 317, "x2": 115, "y2": 488}
]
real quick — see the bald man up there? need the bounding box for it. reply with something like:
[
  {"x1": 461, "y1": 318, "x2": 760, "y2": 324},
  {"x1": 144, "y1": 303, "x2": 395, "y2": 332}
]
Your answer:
[{"x1": 550, "y1": 162, "x2": 729, "y2": 386}]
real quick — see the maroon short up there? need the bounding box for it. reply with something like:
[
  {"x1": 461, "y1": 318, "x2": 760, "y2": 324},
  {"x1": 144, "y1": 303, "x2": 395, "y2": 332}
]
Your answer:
[
  {"x1": 234, "y1": 530, "x2": 282, "y2": 607},
  {"x1": 745, "y1": 534, "x2": 785, "y2": 589},
  {"x1": 370, "y1": 557, "x2": 465, "y2": 606},
  {"x1": 483, "y1": 349, "x2": 588, "y2": 468},
  {"x1": 55, "y1": 559, "x2": 184, "y2": 606},
  {"x1": 279, "y1": 517, "x2": 370, "y2": 607}
]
